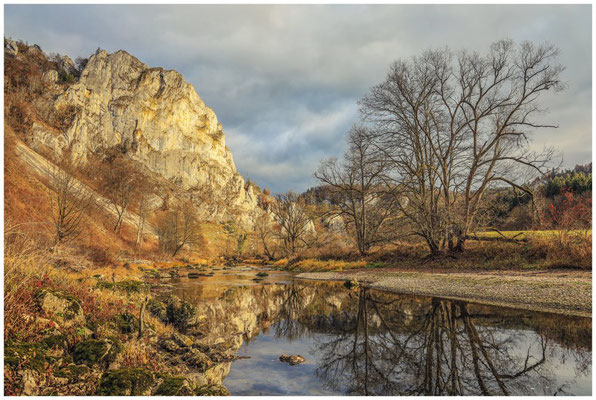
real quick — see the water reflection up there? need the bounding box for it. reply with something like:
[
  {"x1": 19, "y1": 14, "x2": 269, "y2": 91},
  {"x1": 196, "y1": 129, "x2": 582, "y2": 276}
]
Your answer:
[
  {"x1": 164, "y1": 273, "x2": 591, "y2": 396},
  {"x1": 313, "y1": 288, "x2": 560, "y2": 395}
]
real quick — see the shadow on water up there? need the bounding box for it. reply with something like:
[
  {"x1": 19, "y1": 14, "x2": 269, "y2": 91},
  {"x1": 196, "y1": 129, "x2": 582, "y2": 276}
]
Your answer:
[{"x1": 162, "y1": 269, "x2": 592, "y2": 396}]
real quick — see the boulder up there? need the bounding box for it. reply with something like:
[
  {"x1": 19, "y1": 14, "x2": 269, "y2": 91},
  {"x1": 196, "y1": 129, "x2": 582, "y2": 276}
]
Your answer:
[
  {"x1": 53, "y1": 364, "x2": 92, "y2": 384},
  {"x1": 42, "y1": 70, "x2": 59, "y2": 84},
  {"x1": 113, "y1": 313, "x2": 138, "y2": 334},
  {"x1": 36, "y1": 289, "x2": 85, "y2": 328},
  {"x1": 147, "y1": 299, "x2": 167, "y2": 322}
]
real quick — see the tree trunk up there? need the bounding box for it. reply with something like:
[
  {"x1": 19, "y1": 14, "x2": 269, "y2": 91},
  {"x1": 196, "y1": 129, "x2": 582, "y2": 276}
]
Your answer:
[{"x1": 138, "y1": 296, "x2": 148, "y2": 339}]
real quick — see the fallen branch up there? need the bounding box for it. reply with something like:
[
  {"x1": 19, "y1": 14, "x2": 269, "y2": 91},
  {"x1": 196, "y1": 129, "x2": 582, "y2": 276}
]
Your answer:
[{"x1": 465, "y1": 234, "x2": 528, "y2": 244}]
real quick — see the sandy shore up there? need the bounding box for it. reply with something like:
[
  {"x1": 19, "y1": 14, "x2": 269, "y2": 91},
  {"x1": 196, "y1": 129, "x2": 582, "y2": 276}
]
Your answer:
[{"x1": 297, "y1": 268, "x2": 592, "y2": 318}]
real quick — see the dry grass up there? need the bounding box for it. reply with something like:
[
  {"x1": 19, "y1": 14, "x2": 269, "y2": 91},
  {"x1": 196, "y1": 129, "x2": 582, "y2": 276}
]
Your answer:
[
  {"x1": 475, "y1": 229, "x2": 592, "y2": 239},
  {"x1": 282, "y1": 232, "x2": 592, "y2": 273},
  {"x1": 285, "y1": 259, "x2": 368, "y2": 272},
  {"x1": 116, "y1": 338, "x2": 167, "y2": 372}
]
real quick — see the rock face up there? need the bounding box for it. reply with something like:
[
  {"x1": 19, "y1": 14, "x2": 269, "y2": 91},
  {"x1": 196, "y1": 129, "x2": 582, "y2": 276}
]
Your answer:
[{"x1": 53, "y1": 49, "x2": 260, "y2": 226}]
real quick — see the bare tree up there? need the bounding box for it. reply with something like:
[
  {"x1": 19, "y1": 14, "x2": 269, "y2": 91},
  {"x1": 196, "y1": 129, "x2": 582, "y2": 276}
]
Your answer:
[
  {"x1": 255, "y1": 213, "x2": 278, "y2": 260},
  {"x1": 316, "y1": 125, "x2": 399, "y2": 255},
  {"x1": 157, "y1": 203, "x2": 201, "y2": 257},
  {"x1": 271, "y1": 191, "x2": 313, "y2": 256},
  {"x1": 48, "y1": 164, "x2": 94, "y2": 243},
  {"x1": 360, "y1": 40, "x2": 563, "y2": 253},
  {"x1": 98, "y1": 155, "x2": 136, "y2": 233},
  {"x1": 135, "y1": 194, "x2": 150, "y2": 249}
]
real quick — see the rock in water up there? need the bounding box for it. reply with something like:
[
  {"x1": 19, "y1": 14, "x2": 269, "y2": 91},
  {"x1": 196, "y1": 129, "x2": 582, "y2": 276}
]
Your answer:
[{"x1": 279, "y1": 354, "x2": 306, "y2": 366}]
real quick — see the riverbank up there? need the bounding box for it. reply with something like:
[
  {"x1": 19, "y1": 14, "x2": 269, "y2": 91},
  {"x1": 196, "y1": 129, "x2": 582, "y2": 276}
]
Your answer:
[
  {"x1": 4, "y1": 246, "x2": 241, "y2": 396},
  {"x1": 297, "y1": 268, "x2": 592, "y2": 318}
]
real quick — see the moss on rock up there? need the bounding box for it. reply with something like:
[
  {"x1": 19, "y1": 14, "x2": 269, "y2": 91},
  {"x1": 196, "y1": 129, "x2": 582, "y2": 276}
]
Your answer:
[
  {"x1": 155, "y1": 376, "x2": 194, "y2": 396},
  {"x1": 73, "y1": 338, "x2": 121, "y2": 367},
  {"x1": 95, "y1": 280, "x2": 147, "y2": 294},
  {"x1": 113, "y1": 313, "x2": 138, "y2": 334},
  {"x1": 165, "y1": 296, "x2": 197, "y2": 333},
  {"x1": 183, "y1": 349, "x2": 212, "y2": 372},
  {"x1": 5, "y1": 340, "x2": 57, "y2": 373},
  {"x1": 195, "y1": 384, "x2": 230, "y2": 396},
  {"x1": 147, "y1": 299, "x2": 167, "y2": 322},
  {"x1": 96, "y1": 368, "x2": 156, "y2": 396},
  {"x1": 53, "y1": 364, "x2": 91, "y2": 383}
]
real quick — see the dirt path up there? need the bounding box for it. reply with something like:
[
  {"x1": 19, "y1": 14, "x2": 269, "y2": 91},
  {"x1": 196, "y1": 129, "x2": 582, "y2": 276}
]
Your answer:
[{"x1": 297, "y1": 268, "x2": 592, "y2": 318}]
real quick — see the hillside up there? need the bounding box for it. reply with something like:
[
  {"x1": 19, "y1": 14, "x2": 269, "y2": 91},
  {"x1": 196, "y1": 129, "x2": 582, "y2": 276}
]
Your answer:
[{"x1": 4, "y1": 38, "x2": 268, "y2": 263}]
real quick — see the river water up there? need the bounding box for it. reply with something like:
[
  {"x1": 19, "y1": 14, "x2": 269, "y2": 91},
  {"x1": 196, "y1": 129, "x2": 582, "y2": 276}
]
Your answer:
[{"x1": 161, "y1": 266, "x2": 591, "y2": 396}]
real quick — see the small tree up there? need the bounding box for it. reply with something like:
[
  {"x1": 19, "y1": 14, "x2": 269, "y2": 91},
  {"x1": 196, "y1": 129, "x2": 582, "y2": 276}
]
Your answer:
[
  {"x1": 316, "y1": 125, "x2": 399, "y2": 255},
  {"x1": 98, "y1": 152, "x2": 150, "y2": 234},
  {"x1": 157, "y1": 203, "x2": 201, "y2": 257},
  {"x1": 271, "y1": 191, "x2": 313, "y2": 256},
  {"x1": 135, "y1": 194, "x2": 150, "y2": 250},
  {"x1": 48, "y1": 164, "x2": 94, "y2": 243},
  {"x1": 255, "y1": 213, "x2": 277, "y2": 259}
]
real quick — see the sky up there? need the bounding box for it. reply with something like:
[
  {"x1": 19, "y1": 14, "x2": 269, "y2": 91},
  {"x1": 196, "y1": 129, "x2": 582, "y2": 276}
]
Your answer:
[{"x1": 4, "y1": 4, "x2": 592, "y2": 193}]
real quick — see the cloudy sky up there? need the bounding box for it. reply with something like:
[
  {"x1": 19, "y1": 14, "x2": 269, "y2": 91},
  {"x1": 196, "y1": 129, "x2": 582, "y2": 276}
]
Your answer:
[{"x1": 5, "y1": 4, "x2": 592, "y2": 193}]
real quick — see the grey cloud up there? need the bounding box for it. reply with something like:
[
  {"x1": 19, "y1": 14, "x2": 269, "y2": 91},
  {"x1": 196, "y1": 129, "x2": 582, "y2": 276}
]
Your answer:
[{"x1": 5, "y1": 4, "x2": 591, "y2": 193}]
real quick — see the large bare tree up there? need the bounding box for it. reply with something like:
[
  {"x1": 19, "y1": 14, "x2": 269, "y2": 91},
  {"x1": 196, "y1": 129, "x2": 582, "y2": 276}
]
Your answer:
[
  {"x1": 315, "y1": 125, "x2": 399, "y2": 255},
  {"x1": 360, "y1": 40, "x2": 563, "y2": 253}
]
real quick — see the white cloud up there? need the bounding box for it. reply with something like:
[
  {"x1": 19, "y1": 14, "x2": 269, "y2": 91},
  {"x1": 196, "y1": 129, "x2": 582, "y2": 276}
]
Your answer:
[{"x1": 5, "y1": 4, "x2": 591, "y2": 192}]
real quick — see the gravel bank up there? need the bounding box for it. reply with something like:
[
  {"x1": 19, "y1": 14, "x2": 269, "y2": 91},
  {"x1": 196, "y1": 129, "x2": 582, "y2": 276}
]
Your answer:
[{"x1": 297, "y1": 269, "x2": 592, "y2": 318}]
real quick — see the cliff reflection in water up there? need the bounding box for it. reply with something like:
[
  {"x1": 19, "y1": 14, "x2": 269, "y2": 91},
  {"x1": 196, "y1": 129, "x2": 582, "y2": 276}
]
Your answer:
[{"x1": 168, "y1": 275, "x2": 591, "y2": 396}]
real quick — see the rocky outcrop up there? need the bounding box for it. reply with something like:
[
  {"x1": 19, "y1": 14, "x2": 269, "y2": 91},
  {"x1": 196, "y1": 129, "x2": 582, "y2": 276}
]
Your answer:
[
  {"x1": 50, "y1": 49, "x2": 261, "y2": 226},
  {"x1": 5, "y1": 39, "x2": 18, "y2": 56},
  {"x1": 36, "y1": 289, "x2": 85, "y2": 328}
]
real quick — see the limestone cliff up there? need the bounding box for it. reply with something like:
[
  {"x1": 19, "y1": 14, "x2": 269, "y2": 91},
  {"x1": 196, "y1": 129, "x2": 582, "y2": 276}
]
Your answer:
[{"x1": 43, "y1": 48, "x2": 260, "y2": 226}]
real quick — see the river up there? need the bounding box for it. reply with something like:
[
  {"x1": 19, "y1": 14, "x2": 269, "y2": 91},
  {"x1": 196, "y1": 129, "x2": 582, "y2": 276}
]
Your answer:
[{"x1": 158, "y1": 266, "x2": 591, "y2": 396}]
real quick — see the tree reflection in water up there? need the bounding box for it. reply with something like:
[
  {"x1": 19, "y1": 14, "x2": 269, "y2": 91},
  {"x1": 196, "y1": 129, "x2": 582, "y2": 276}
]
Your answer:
[
  {"x1": 309, "y1": 287, "x2": 582, "y2": 396},
  {"x1": 170, "y1": 278, "x2": 589, "y2": 395},
  {"x1": 274, "y1": 283, "x2": 309, "y2": 341}
]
